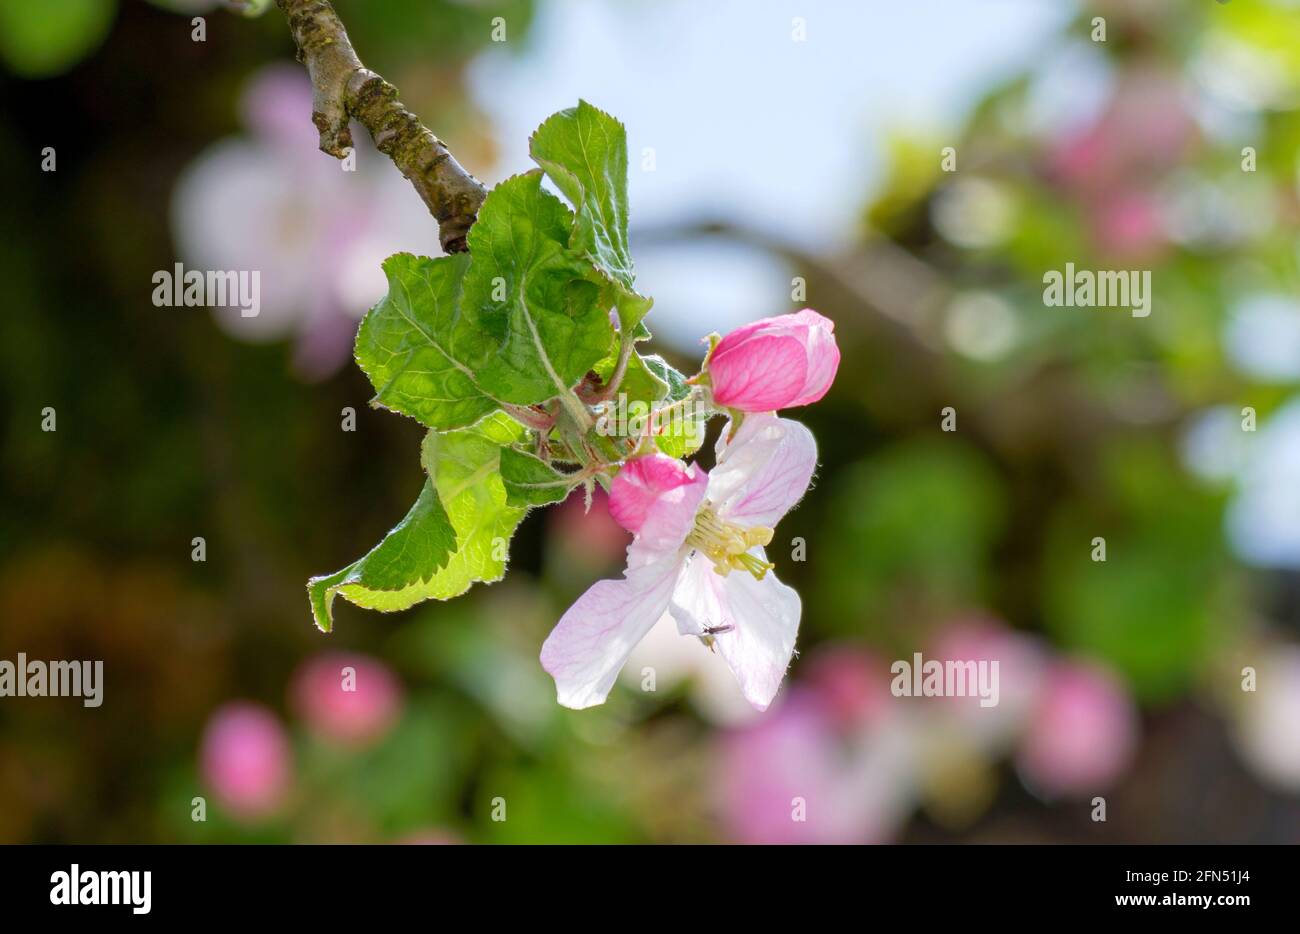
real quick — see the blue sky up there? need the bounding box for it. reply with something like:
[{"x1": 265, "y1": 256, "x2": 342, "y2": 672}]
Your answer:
[{"x1": 469, "y1": 0, "x2": 1072, "y2": 344}]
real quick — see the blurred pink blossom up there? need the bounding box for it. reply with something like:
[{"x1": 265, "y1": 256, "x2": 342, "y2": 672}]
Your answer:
[
  {"x1": 928, "y1": 617, "x2": 1047, "y2": 747},
  {"x1": 1088, "y1": 191, "x2": 1169, "y2": 263},
  {"x1": 803, "y1": 646, "x2": 893, "y2": 729},
  {"x1": 290, "y1": 651, "x2": 402, "y2": 747},
  {"x1": 1015, "y1": 660, "x2": 1138, "y2": 799},
  {"x1": 1049, "y1": 66, "x2": 1196, "y2": 194},
  {"x1": 171, "y1": 64, "x2": 439, "y2": 380},
  {"x1": 1048, "y1": 66, "x2": 1194, "y2": 260},
  {"x1": 718, "y1": 648, "x2": 914, "y2": 844},
  {"x1": 395, "y1": 829, "x2": 462, "y2": 845},
  {"x1": 199, "y1": 702, "x2": 292, "y2": 820}
]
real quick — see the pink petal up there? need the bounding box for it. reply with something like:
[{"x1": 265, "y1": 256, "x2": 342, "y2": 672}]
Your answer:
[
  {"x1": 709, "y1": 333, "x2": 808, "y2": 411},
  {"x1": 666, "y1": 554, "x2": 724, "y2": 636},
  {"x1": 709, "y1": 413, "x2": 818, "y2": 528},
  {"x1": 786, "y1": 310, "x2": 841, "y2": 407},
  {"x1": 540, "y1": 555, "x2": 683, "y2": 709},
  {"x1": 609, "y1": 454, "x2": 703, "y2": 534},
  {"x1": 712, "y1": 565, "x2": 802, "y2": 711}
]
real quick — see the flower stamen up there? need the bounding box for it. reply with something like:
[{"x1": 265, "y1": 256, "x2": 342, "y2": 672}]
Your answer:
[{"x1": 686, "y1": 506, "x2": 775, "y2": 580}]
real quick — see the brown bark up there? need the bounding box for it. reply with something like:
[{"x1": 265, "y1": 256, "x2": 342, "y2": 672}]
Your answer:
[{"x1": 274, "y1": 0, "x2": 486, "y2": 253}]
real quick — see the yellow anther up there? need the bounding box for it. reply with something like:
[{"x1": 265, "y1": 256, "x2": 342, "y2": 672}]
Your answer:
[{"x1": 685, "y1": 505, "x2": 776, "y2": 581}]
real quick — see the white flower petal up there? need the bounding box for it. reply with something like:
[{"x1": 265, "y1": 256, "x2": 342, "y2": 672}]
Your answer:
[
  {"x1": 711, "y1": 562, "x2": 802, "y2": 711},
  {"x1": 668, "y1": 554, "x2": 726, "y2": 636},
  {"x1": 709, "y1": 413, "x2": 818, "y2": 528},
  {"x1": 540, "y1": 555, "x2": 683, "y2": 709}
]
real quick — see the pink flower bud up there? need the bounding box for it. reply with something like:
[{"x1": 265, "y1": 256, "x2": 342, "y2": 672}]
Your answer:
[
  {"x1": 1016, "y1": 661, "x2": 1137, "y2": 799},
  {"x1": 199, "y1": 702, "x2": 292, "y2": 820},
  {"x1": 289, "y1": 651, "x2": 401, "y2": 747},
  {"x1": 706, "y1": 309, "x2": 840, "y2": 412}
]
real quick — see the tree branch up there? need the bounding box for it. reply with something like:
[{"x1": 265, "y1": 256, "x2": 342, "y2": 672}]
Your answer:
[{"x1": 273, "y1": 0, "x2": 486, "y2": 253}]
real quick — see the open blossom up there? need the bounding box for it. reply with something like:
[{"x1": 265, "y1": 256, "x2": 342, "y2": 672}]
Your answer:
[
  {"x1": 541, "y1": 413, "x2": 818, "y2": 710},
  {"x1": 705, "y1": 309, "x2": 840, "y2": 412}
]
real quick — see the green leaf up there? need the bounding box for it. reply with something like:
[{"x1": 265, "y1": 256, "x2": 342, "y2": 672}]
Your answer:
[
  {"x1": 530, "y1": 100, "x2": 653, "y2": 332},
  {"x1": 459, "y1": 172, "x2": 615, "y2": 404},
  {"x1": 593, "y1": 347, "x2": 668, "y2": 404},
  {"x1": 307, "y1": 413, "x2": 528, "y2": 631},
  {"x1": 355, "y1": 252, "x2": 500, "y2": 431},
  {"x1": 307, "y1": 476, "x2": 458, "y2": 632},
  {"x1": 643, "y1": 355, "x2": 705, "y2": 458},
  {"x1": 587, "y1": 352, "x2": 703, "y2": 459},
  {"x1": 499, "y1": 447, "x2": 577, "y2": 507},
  {"x1": 642, "y1": 354, "x2": 687, "y2": 400}
]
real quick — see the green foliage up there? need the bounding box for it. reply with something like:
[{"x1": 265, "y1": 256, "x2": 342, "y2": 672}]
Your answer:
[
  {"x1": 593, "y1": 346, "x2": 667, "y2": 404},
  {"x1": 530, "y1": 100, "x2": 653, "y2": 332},
  {"x1": 818, "y1": 440, "x2": 1004, "y2": 629},
  {"x1": 310, "y1": 102, "x2": 708, "y2": 631},
  {"x1": 355, "y1": 252, "x2": 500, "y2": 430},
  {"x1": 1043, "y1": 443, "x2": 1232, "y2": 701},
  {"x1": 308, "y1": 414, "x2": 527, "y2": 631},
  {"x1": 499, "y1": 447, "x2": 576, "y2": 506},
  {"x1": 459, "y1": 171, "x2": 615, "y2": 404},
  {"x1": 307, "y1": 477, "x2": 457, "y2": 632},
  {"x1": 643, "y1": 354, "x2": 705, "y2": 458}
]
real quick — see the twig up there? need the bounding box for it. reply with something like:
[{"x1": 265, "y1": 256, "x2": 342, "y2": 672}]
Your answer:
[
  {"x1": 502, "y1": 402, "x2": 556, "y2": 432},
  {"x1": 273, "y1": 0, "x2": 486, "y2": 253},
  {"x1": 592, "y1": 329, "x2": 635, "y2": 403}
]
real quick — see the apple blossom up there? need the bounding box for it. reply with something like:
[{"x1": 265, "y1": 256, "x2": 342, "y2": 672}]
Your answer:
[
  {"x1": 541, "y1": 412, "x2": 818, "y2": 711},
  {"x1": 295, "y1": 100, "x2": 845, "y2": 715},
  {"x1": 704, "y1": 309, "x2": 841, "y2": 412}
]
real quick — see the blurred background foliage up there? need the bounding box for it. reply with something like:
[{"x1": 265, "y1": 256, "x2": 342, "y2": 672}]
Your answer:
[{"x1": 2, "y1": 0, "x2": 1300, "y2": 843}]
